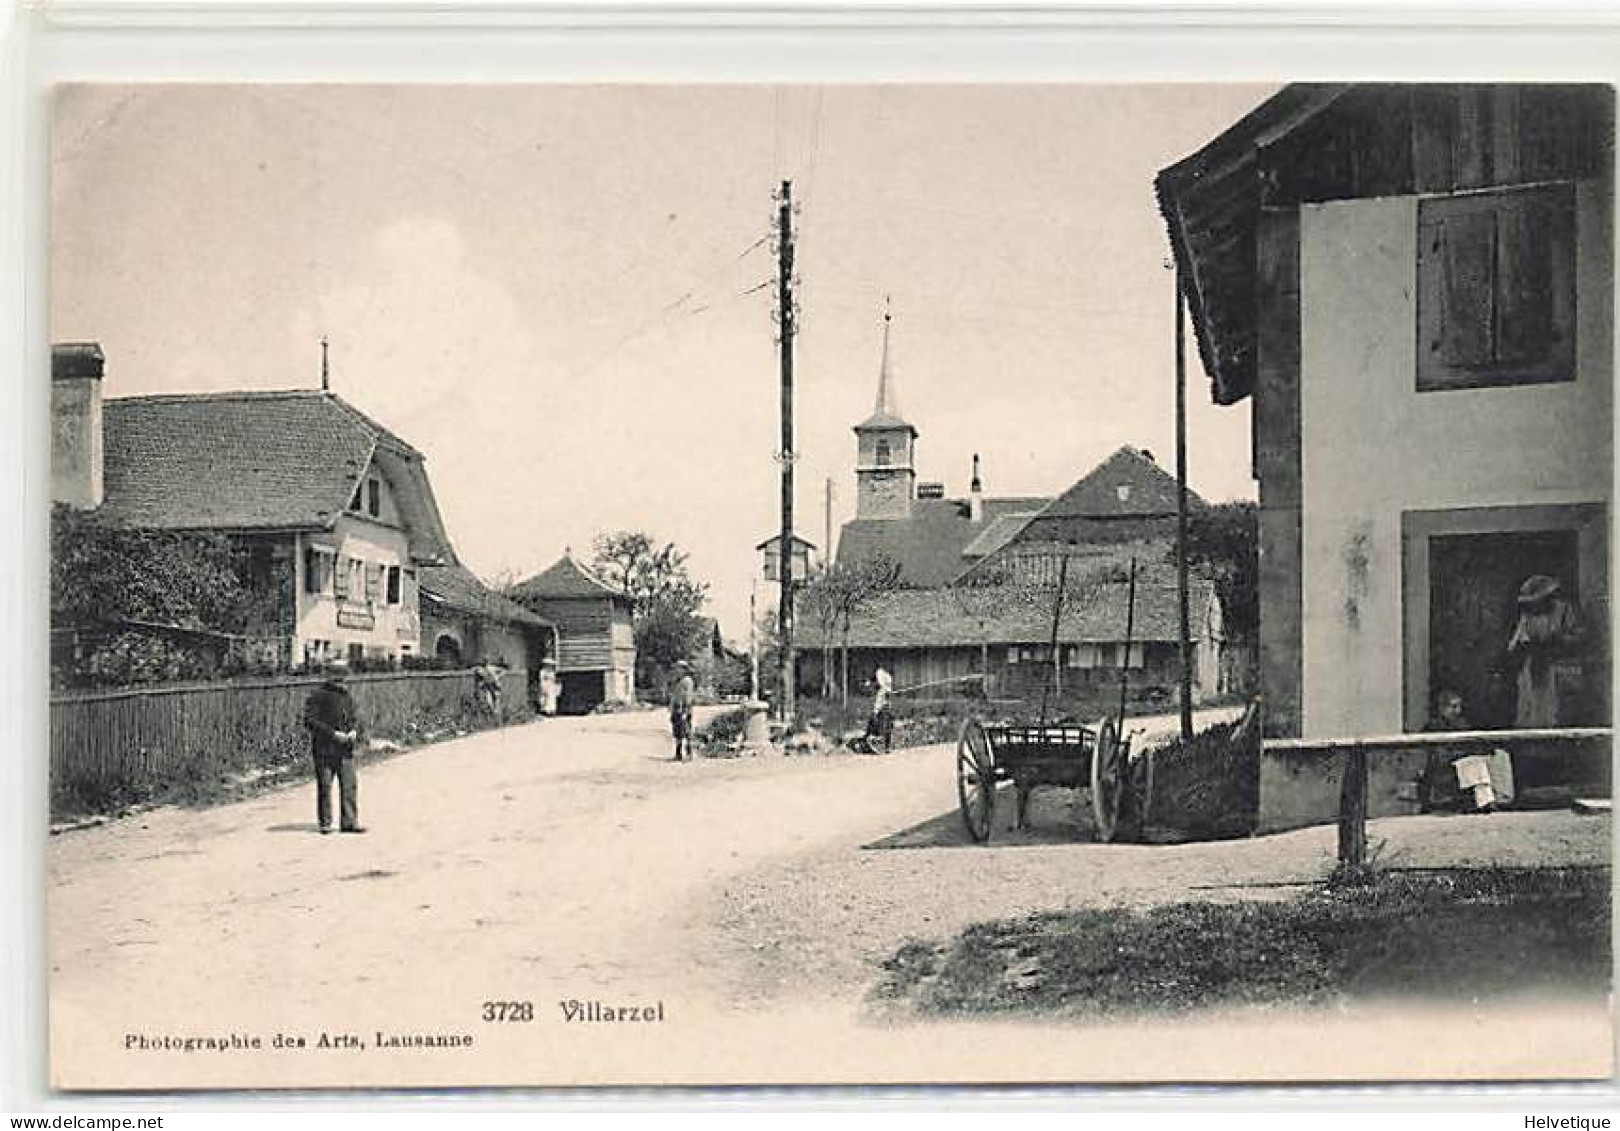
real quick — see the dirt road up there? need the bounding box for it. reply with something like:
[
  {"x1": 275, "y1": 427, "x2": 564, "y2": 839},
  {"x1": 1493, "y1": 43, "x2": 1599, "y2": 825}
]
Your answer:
[{"x1": 49, "y1": 707, "x2": 1611, "y2": 1089}]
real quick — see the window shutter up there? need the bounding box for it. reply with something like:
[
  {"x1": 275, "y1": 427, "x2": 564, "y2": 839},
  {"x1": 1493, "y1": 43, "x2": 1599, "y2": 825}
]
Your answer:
[
  {"x1": 1419, "y1": 184, "x2": 1576, "y2": 391},
  {"x1": 1495, "y1": 188, "x2": 1574, "y2": 367},
  {"x1": 304, "y1": 546, "x2": 319, "y2": 594},
  {"x1": 386, "y1": 566, "x2": 401, "y2": 605},
  {"x1": 1435, "y1": 208, "x2": 1496, "y2": 368}
]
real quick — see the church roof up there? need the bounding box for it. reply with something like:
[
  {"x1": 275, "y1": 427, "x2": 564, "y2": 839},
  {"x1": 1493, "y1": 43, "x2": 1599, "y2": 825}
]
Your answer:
[
  {"x1": 838, "y1": 495, "x2": 1049, "y2": 588},
  {"x1": 854, "y1": 409, "x2": 916, "y2": 433},
  {"x1": 855, "y1": 306, "x2": 915, "y2": 433}
]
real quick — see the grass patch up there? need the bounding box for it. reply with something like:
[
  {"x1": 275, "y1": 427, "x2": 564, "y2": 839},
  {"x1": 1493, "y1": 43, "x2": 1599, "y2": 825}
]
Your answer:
[{"x1": 874, "y1": 867, "x2": 1610, "y2": 1018}]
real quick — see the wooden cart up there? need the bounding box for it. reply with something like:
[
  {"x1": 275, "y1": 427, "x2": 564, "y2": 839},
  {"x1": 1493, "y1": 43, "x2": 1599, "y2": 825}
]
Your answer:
[
  {"x1": 955, "y1": 716, "x2": 1140, "y2": 843},
  {"x1": 952, "y1": 555, "x2": 1149, "y2": 845}
]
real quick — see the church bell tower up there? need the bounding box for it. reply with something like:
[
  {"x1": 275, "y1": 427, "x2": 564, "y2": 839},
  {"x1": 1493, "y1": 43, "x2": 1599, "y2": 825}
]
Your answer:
[{"x1": 853, "y1": 302, "x2": 918, "y2": 520}]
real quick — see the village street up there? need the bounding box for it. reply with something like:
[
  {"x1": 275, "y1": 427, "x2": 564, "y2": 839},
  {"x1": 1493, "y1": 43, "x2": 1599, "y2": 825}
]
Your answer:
[{"x1": 50, "y1": 707, "x2": 1610, "y2": 1090}]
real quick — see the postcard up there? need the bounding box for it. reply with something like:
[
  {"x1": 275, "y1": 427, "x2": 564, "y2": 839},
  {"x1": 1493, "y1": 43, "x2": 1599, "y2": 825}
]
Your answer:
[{"x1": 46, "y1": 82, "x2": 1613, "y2": 1090}]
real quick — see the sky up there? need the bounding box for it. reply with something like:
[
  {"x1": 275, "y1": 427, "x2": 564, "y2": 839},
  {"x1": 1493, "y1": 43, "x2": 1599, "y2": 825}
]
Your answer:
[{"x1": 52, "y1": 83, "x2": 1273, "y2": 640}]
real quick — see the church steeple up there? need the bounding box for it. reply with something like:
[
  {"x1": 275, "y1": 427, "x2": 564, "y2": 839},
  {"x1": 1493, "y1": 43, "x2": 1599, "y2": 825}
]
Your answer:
[{"x1": 853, "y1": 299, "x2": 919, "y2": 521}]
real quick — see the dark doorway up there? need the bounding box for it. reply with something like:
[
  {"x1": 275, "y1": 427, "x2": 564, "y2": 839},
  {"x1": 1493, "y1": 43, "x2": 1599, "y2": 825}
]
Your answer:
[
  {"x1": 1429, "y1": 530, "x2": 1578, "y2": 730},
  {"x1": 558, "y1": 671, "x2": 604, "y2": 716},
  {"x1": 434, "y1": 633, "x2": 462, "y2": 664}
]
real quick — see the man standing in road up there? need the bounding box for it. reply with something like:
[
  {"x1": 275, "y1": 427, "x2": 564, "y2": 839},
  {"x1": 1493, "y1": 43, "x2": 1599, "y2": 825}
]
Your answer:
[
  {"x1": 303, "y1": 667, "x2": 366, "y2": 834},
  {"x1": 668, "y1": 660, "x2": 696, "y2": 762}
]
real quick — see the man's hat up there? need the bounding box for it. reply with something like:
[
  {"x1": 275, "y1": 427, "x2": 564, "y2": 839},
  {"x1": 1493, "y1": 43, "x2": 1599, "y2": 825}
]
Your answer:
[{"x1": 1517, "y1": 574, "x2": 1562, "y2": 605}]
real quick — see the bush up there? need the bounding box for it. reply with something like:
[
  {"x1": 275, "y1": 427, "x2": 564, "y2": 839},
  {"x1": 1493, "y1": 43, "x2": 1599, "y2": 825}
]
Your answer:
[
  {"x1": 1143, "y1": 716, "x2": 1260, "y2": 841},
  {"x1": 697, "y1": 707, "x2": 747, "y2": 747}
]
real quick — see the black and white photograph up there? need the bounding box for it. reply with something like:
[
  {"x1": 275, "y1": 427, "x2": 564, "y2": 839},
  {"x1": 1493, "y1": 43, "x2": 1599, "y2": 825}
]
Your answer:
[{"x1": 43, "y1": 81, "x2": 1614, "y2": 1089}]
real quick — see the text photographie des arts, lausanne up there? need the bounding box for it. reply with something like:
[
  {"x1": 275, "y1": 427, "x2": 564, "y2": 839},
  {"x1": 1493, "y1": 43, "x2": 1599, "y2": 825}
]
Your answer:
[{"x1": 45, "y1": 82, "x2": 1614, "y2": 1089}]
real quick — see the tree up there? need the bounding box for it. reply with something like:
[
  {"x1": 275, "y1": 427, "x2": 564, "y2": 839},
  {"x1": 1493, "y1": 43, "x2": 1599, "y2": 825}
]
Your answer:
[
  {"x1": 590, "y1": 530, "x2": 712, "y2": 695},
  {"x1": 50, "y1": 505, "x2": 278, "y2": 687},
  {"x1": 799, "y1": 554, "x2": 902, "y2": 707},
  {"x1": 1174, "y1": 500, "x2": 1258, "y2": 641},
  {"x1": 951, "y1": 550, "x2": 1134, "y2": 705}
]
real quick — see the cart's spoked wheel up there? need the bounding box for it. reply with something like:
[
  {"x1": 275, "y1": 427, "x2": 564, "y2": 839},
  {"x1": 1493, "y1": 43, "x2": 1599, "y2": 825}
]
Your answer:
[
  {"x1": 956, "y1": 717, "x2": 996, "y2": 844},
  {"x1": 1090, "y1": 717, "x2": 1125, "y2": 844}
]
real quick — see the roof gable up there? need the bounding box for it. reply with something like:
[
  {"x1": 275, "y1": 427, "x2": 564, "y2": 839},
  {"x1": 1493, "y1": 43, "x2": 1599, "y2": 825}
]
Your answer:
[
  {"x1": 512, "y1": 554, "x2": 626, "y2": 602},
  {"x1": 1036, "y1": 447, "x2": 1200, "y2": 520}
]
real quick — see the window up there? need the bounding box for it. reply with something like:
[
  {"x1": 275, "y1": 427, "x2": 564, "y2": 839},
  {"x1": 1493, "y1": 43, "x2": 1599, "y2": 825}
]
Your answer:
[
  {"x1": 875, "y1": 438, "x2": 891, "y2": 467},
  {"x1": 303, "y1": 546, "x2": 334, "y2": 595},
  {"x1": 364, "y1": 563, "x2": 382, "y2": 604},
  {"x1": 1006, "y1": 646, "x2": 1020, "y2": 665},
  {"x1": 334, "y1": 556, "x2": 353, "y2": 598},
  {"x1": 1417, "y1": 184, "x2": 1576, "y2": 391},
  {"x1": 386, "y1": 565, "x2": 401, "y2": 605},
  {"x1": 347, "y1": 642, "x2": 365, "y2": 665},
  {"x1": 367, "y1": 478, "x2": 381, "y2": 518}
]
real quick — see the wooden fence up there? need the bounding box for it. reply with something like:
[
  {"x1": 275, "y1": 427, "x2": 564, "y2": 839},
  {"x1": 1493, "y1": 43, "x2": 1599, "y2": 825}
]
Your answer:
[{"x1": 50, "y1": 668, "x2": 529, "y2": 817}]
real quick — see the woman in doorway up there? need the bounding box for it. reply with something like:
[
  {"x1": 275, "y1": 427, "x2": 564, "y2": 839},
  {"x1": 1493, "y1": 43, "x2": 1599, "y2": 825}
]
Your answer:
[{"x1": 1507, "y1": 575, "x2": 1584, "y2": 728}]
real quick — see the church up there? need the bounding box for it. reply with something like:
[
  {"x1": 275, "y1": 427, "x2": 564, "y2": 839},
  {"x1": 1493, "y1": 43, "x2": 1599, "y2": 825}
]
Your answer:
[{"x1": 817, "y1": 313, "x2": 1230, "y2": 708}]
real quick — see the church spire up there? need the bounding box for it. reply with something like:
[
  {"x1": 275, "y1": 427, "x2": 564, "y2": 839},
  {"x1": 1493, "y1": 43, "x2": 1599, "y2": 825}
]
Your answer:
[{"x1": 874, "y1": 295, "x2": 900, "y2": 420}]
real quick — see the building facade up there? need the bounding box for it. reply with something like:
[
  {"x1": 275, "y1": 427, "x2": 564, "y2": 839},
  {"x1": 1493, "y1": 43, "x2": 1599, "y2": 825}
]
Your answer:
[
  {"x1": 50, "y1": 342, "x2": 531, "y2": 676},
  {"x1": 1159, "y1": 83, "x2": 1613, "y2": 743}
]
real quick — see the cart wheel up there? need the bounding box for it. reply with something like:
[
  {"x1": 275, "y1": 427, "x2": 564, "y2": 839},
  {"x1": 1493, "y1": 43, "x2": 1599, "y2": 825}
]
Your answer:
[
  {"x1": 1090, "y1": 717, "x2": 1125, "y2": 844},
  {"x1": 957, "y1": 717, "x2": 996, "y2": 844}
]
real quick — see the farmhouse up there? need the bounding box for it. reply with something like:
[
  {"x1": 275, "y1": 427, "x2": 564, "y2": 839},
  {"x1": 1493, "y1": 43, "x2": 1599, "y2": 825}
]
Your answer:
[
  {"x1": 804, "y1": 570, "x2": 1224, "y2": 709},
  {"x1": 50, "y1": 342, "x2": 539, "y2": 673},
  {"x1": 1158, "y1": 83, "x2": 1612, "y2": 826},
  {"x1": 1159, "y1": 83, "x2": 1612, "y2": 740}
]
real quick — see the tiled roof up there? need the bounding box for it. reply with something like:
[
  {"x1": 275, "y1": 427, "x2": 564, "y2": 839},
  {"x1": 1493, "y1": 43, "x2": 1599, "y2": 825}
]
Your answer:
[
  {"x1": 511, "y1": 553, "x2": 626, "y2": 602},
  {"x1": 961, "y1": 511, "x2": 1038, "y2": 559},
  {"x1": 419, "y1": 564, "x2": 553, "y2": 629},
  {"x1": 98, "y1": 391, "x2": 441, "y2": 545},
  {"x1": 819, "y1": 575, "x2": 1216, "y2": 650},
  {"x1": 836, "y1": 495, "x2": 1050, "y2": 589},
  {"x1": 1035, "y1": 446, "x2": 1203, "y2": 520},
  {"x1": 854, "y1": 409, "x2": 916, "y2": 433}
]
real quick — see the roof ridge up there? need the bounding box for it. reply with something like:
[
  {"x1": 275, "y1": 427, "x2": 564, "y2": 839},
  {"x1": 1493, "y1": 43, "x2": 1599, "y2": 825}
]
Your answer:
[{"x1": 108, "y1": 388, "x2": 331, "y2": 406}]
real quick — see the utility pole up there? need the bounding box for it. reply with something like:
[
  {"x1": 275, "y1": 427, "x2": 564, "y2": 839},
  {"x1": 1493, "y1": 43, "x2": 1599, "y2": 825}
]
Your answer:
[
  {"x1": 775, "y1": 179, "x2": 797, "y2": 724},
  {"x1": 1175, "y1": 266, "x2": 1194, "y2": 745},
  {"x1": 823, "y1": 477, "x2": 833, "y2": 572}
]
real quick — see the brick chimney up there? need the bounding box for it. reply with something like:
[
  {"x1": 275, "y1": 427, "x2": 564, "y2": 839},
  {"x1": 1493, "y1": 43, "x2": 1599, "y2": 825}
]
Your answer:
[
  {"x1": 969, "y1": 452, "x2": 984, "y2": 523},
  {"x1": 52, "y1": 342, "x2": 105, "y2": 509}
]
